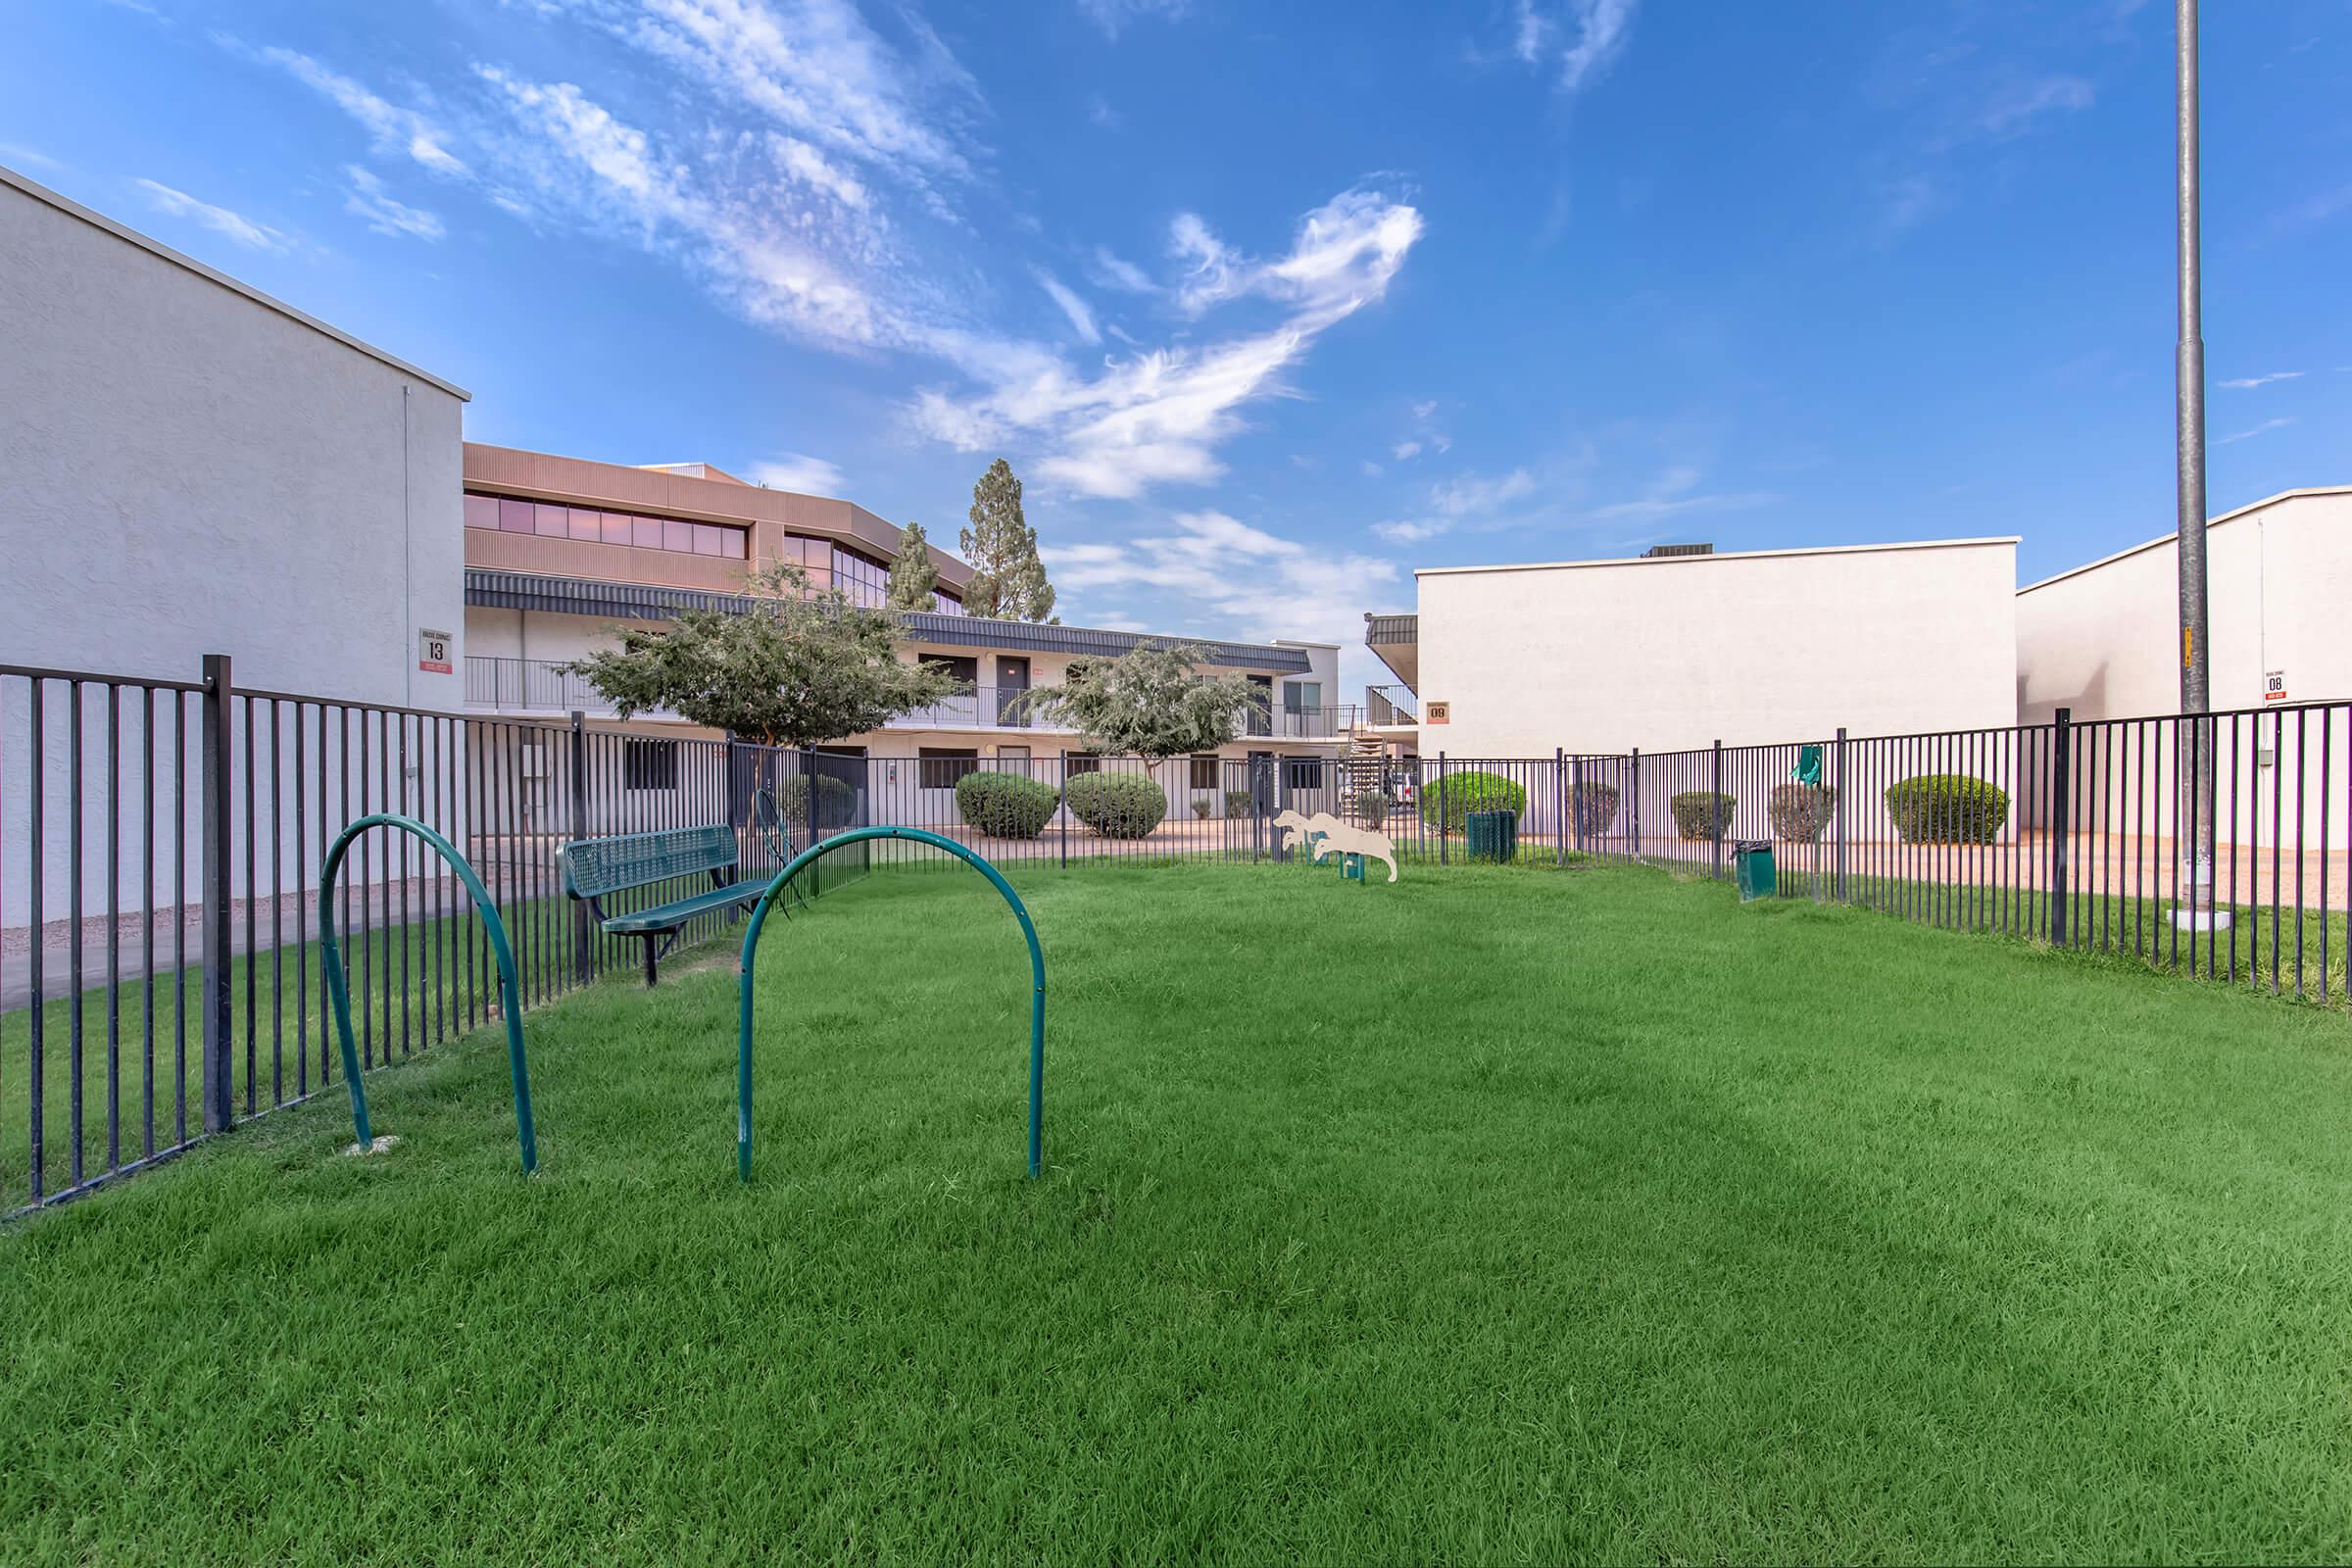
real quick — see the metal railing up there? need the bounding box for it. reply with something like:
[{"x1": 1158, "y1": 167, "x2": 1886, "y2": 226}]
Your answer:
[
  {"x1": 13, "y1": 653, "x2": 2352, "y2": 1219},
  {"x1": 1366, "y1": 685, "x2": 1417, "y2": 725},
  {"x1": 466, "y1": 656, "x2": 621, "y2": 714}
]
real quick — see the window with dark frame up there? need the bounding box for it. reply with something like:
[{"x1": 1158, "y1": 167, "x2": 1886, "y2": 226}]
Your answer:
[
  {"x1": 918, "y1": 747, "x2": 980, "y2": 790},
  {"x1": 623, "y1": 738, "x2": 679, "y2": 791},
  {"x1": 1065, "y1": 753, "x2": 1102, "y2": 776},
  {"x1": 1284, "y1": 757, "x2": 1323, "y2": 792},
  {"x1": 465, "y1": 493, "x2": 748, "y2": 561},
  {"x1": 1189, "y1": 755, "x2": 1219, "y2": 790}
]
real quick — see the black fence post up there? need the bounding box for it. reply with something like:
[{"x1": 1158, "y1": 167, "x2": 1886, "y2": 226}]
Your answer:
[
  {"x1": 199, "y1": 653, "x2": 234, "y2": 1135},
  {"x1": 1570, "y1": 754, "x2": 1585, "y2": 855},
  {"x1": 1437, "y1": 753, "x2": 1448, "y2": 866},
  {"x1": 1711, "y1": 738, "x2": 1724, "y2": 880},
  {"x1": 568, "y1": 710, "x2": 591, "y2": 984},
  {"x1": 1629, "y1": 749, "x2": 1641, "y2": 860},
  {"x1": 1834, "y1": 725, "x2": 1848, "y2": 902},
  {"x1": 2050, "y1": 706, "x2": 2073, "y2": 946},
  {"x1": 1554, "y1": 746, "x2": 1566, "y2": 867},
  {"x1": 1058, "y1": 751, "x2": 1069, "y2": 869}
]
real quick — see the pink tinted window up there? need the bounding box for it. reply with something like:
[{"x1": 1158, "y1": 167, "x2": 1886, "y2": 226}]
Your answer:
[
  {"x1": 601, "y1": 512, "x2": 632, "y2": 546},
  {"x1": 663, "y1": 518, "x2": 694, "y2": 553},
  {"x1": 692, "y1": 523, "x2": 726, "y2": 556},
  {"x1": 465, "y1": 494, "x2": 499, "y2": 530},
  {"x1": 535, "y1": 503, "x2": 570, "y2": 537},
  {"x1": 633, "y1": 515, "x2": 663, "y2": 549},
  {"x1": 499, "y1": 499, "x2": 536, "y2": 533},
  {"x1": 569, "y1": 507, "x2": 602, "y2": 542}
]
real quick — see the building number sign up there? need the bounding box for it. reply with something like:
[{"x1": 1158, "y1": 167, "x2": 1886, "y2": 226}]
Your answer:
[
  {"x1": 2265, "y1": 670, "x2": 2287, "y2": 703},
  {"x1": 1424, "y1": 701, "x2": 1450, "y2": 724},
  {"x1": 417, "y1": 628, "x2": 453, "y2": 676}
]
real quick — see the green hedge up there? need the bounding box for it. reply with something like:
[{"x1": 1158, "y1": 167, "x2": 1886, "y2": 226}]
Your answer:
[
  {"x1": 1419, "y1": 770, "x2": 1527, "y2": 834},
  {"x1": 1224, "y1": 789, "x2": 1254, "y2": 819},
  {"x1": 1064, "y1": 772, "x2": 1167, "y2": 838},
  {"x1": 1768, "y1": 783, "x2": 1838, "y2": 843},
  {"x1": 954, "y1": 772, "x2": 1059, "y2": 840},
  {"x1": 1885, "y1": 774, "x2": 2009, "y2": 844},
  {"x1": 777, "y1": 773, "x2": 857, "y2": 834},
  {"x1": 1571, "y1": 781, "x2": 1621, "y2": 839},
  {"x1": 1670, "y1": 791, "x2": 1736, "y2": 842}
]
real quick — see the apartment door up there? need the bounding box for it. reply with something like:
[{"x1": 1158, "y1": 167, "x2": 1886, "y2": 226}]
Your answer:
[
  {"x1": 1247, "y1": 673, "x2": 1273, "y2": 737},
  {"x1": 1283, "y1": 680, "x2": 1321, "y2": 738},
  {"x1": 997, "y1": 657, "x2": 1030, "y2": 728}
]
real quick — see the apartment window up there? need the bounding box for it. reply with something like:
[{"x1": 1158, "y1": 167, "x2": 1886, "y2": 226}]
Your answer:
[
  {"x1": 1189, "y1": 755, "x2": 1220, "y2": 790},
  {"x1": 829, "y1": 546, "x2": 889, "y2": 609},
  {"x1": 931, "y1": 589, "x2": 964, "y2": 615},
  {"x1": 1065, "y1": 753, "x2": 1102, "y2": 776},
  {"x1": 499, "y1": 498, "x2": 537, "y2": 533},
  {"x1": 1284, "y1": 758, "x2": 1324, "y2": 792},
  {"x1": 535, "y1": 503, "x2": 570, "y2": 538},
  {"x1": 601, "y1": 511, "x2": 632, "y2": 547},
  {"x1": 918, "y1": 748, "x2": 979, "y2": 790},
  {"x1": 623, "y1": 738, "x2": 679, "y2": 791},
  {"x1": 465, "y1": 494, "x2": 500, "y2": 530},
  {"x1": 633, "y1": 516, "x2": 664, "y2": 550},
  {"x1": 996, "y1": 746, "x2": 1031, "y2": 775},
  {"x1": 922, "y1": 656, "x2": 979, "y2": 689}
]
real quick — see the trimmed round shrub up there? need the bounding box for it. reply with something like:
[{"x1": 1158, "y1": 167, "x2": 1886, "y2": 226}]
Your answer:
[
  {"x1": 778, "y1": 773, "x2": 856, "y2": 835},
  {"x1": 1886, "y1": 775, "x2": 2009, "y2": 844},
  {"x1": 1224, "y1": 789, "x2": 1253, "y2": 819},
  {"x1": 1571, "y1": 781, "x2": 1622, "y2": 838},
  {"x1": 1064, "y1": 772, "x2": 1167, "y2": 838},
  {"x1": 954, "y1": 771, "x2": 1058, "y2": 840},
  {"x1": 1670, "y1": 791, "x2": 1737, "y2": 842},
  {"x1": 1768, "y1": 783, "x2": 1838, "y2": 843},
  {"x1": 1419, "y1": 770, "x2": 1527, "y2": 834}
]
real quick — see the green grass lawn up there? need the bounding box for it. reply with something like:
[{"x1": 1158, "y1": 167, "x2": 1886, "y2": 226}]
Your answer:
[{"x1": 5, "y1": 858, "x2": 2351, "y2": 1563}]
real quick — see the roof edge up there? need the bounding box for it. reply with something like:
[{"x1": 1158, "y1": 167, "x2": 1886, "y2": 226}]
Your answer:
[
  {"x1": 1, "y1": 164, "x2": 470, "y2": 401},
  {"x1": 2016, "y1": 485, "x2": 2352, "y2": 597},
  {"x1": 1412, "y1": 535, "x2": 2020, "y2": 578}
]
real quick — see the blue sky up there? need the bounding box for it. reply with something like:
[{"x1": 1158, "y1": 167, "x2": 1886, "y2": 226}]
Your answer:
[{"x1": 5, "y1": 0, "x2": 2347, "y2": 691}]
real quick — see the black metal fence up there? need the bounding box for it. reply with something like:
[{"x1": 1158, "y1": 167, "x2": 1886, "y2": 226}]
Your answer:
[{"x1": 10, "y1": 653, "x2": 2349, "y2": 1218}]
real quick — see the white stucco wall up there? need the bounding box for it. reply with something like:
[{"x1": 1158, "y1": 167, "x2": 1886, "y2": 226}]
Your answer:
[
  {"x1": 2015, "y1": 488, "x2": 2352, "y2": 841},
  {"x1": 1415, "y1": 538, "x2": 2020, "y2": 759},
  {"x1": 1, "y1": 170, "x2": 468, "y2": 924}
]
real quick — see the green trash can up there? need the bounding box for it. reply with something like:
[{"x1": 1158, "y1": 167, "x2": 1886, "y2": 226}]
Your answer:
[
  {"x1": 1465, "y1": 808, "x2": 1519, "y2": 863},
  {"x1": 1734, "y1": 838, "x2": 1776, "y2": 903}
]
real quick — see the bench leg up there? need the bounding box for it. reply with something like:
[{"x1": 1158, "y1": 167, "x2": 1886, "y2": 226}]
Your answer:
[{"x1": 642, "y1": 933, "x2": 660, "y2": 988}]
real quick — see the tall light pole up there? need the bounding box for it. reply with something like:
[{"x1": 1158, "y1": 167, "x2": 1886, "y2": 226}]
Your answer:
[{"x1": 2174, "y1": 0, "x2": 2223, "y2": 929}]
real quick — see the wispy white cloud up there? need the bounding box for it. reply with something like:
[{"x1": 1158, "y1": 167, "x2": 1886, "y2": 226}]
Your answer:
[
  {"x1": 1372, "y1": 518, "x2": 1446, "y2": 544},
  {"x1": 910, "y1": 187, "x2": 1424, "y2": 500},
  {"x1": 1392, "y1": 439, "x2": 1423, "y2": 462},
  {"x1": 1076, "y1": 0, "x2": 1189, "y2": 40},
  {"x1": 1359, "y1": 460, "x2": 1385, "y2": 478},
  {"x1": 245, "y1": 44, "x2": 469, "y2": 176},
  {"x1": 1035, "y1": 270, "x2": 1101, "y2": 344},
  {"x1": 1090, "y1": 245, "x2": 1156, "y2": 293},
  {"x1": 342, "y1": 166, "x2": 445, "y2": 240},
  {"x1": 2220, "y1": 370, "x2": 2302, "y2": 390},
  {"x1": 1973, "y1": 74, "x2": 2095, "y2": 139},
  {"x1": 1584, "y1": 466, "x2": 1776, "y2": 521},
  {"x1": 748, "y1": 452, "x2": 848, "y2": 493},
  {"x1": 1049, "y1": 510, "x2": 1399, "y2": 647},
  {"x1": 134, "y1": 178, "x2": 286, "y2": 252},
  {"x1": 1509, "y1": 0, "x2": 1639, "y2": 94},
  {"x1": 0, "y1": 142, "x2": 64, "y2": 172},
  {"x1": 2219, "y1": 417, "x2": 2294, "y2": 445},
  {"x1": 1431, "y1": 467, "x2": 1536, "y2": 517}
]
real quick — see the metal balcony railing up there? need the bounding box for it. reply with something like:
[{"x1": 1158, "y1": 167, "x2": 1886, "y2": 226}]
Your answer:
[
  {"x1": 1366, "y1": 684, "x2": 1418, "y2": 725},
  {"x1": 466, "y1": 656, "x2": 618, "y2": 712}
]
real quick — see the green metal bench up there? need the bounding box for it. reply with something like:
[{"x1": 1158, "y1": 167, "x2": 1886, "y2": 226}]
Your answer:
[{"x1": 561, "y1": 824, "x2": 770, "y2": 986}]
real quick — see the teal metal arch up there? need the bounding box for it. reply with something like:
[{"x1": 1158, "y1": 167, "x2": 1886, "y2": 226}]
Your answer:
[
  {"x1": 737, "y1": 826, "x2": 1045, "y2": 1183},
  {"x1": 320, "y1": 812, "x2": 538, "y2": 1174}
]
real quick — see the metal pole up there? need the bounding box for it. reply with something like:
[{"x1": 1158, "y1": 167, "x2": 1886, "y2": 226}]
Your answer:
[
  {"x1": 199, "y1": 654, "x2": 234, "y2": 1134},
  {"x1": 2175, "y1": 0, "x2": 2222, "y2": 931},
  {"x1": 2052, "y1": 707, "x2": 2073, "y2": 947},
  {"x1": 1711, "y1": 739, "x2": 1724, "y2": 880},
  {"x1": 568, "y1": 710, "x2": 591, "y2": 983}
]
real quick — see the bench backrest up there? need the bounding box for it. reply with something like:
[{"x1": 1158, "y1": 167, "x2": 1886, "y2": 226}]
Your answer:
[{"x1": 562, "y1": 824, "x2": 738, "y2": 901}]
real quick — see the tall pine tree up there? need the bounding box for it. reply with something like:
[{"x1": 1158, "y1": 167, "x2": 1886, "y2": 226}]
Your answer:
[
  {"x1": 959, "y1": 458, "x2": 1057, "y2": 622},
  {"x1": 885, "y1": 518, "x2": 942, "y2": 612}
]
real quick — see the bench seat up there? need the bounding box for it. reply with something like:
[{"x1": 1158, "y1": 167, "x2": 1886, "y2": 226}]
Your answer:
[
  {"x1": 561, "y1": 823, "x2": 779, "y2": 985},
  {"x1": 598, "y1": 880, "x2": 765, "y2": 935}
]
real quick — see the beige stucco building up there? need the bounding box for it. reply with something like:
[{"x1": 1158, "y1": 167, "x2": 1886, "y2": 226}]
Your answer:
[
  {"x1": 458, "y1": 444, "x2": 1351, "y2": 824},
  {"x1": 1367, "y1": 537, "x2": 2021, "y2": 760}
]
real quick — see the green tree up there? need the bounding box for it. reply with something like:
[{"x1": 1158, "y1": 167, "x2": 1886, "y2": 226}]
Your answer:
[
  {"x1": 885, "y1": 518, "x2": 943, "y2": 612},
  {"x1": 959, "y1": 458, "x2": 1057, "y2": 622},
  {"x1": 1019, "y1": 643, "x2": 1265, "y2": 782},
  {"x1": 564, "y1": 564, "x2": 956, "y2": 748}
]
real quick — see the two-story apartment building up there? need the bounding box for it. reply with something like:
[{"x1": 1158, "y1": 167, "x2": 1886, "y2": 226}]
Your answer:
[{"x1": 458, "y1": 443, "x2": 1348, "y2": 819}]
